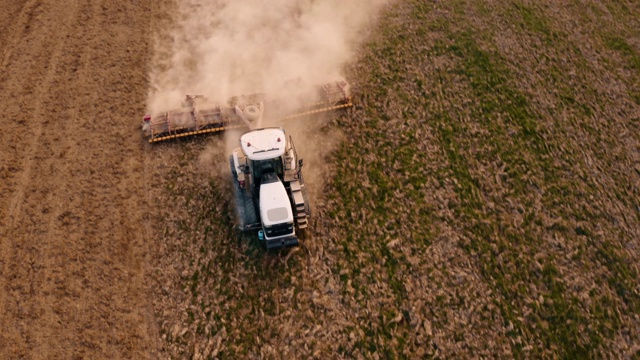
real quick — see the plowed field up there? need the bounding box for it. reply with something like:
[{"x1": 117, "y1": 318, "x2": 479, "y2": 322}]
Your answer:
[
  {"x1": 0, "y1": 0, "x2": 163, "y2": 358},
  {"x1": 1, "y1": 0, "x2": 638, "y2": 359}
]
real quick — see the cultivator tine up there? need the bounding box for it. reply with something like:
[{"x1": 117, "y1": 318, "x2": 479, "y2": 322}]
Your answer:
[
  {"x1": 275, "y1": 80, "x2": 353, "y2": 122},
  {"x1": 143, "y1": 95, "x2": 251, "y2": 143},
  {"x1": 147, "y1": 124, "x2": 246, "y2": 143},
  {"x1": 276, "y1": 100, "x2": 353, "y2": 122}
]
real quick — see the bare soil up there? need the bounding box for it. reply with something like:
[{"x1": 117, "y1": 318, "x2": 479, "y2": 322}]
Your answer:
[
  {"x1": 0, "y1": 0, "x2": 164, "y2": 358},
  {"x1": 1, "y1": 0, "x2": 639, "y2": 359}
]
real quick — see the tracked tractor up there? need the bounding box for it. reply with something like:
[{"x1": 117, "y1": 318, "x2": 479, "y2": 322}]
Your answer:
[
  {"x1": 143, "y1": 80, "x2": 351, "y2": 250},
  {"x1": 230, "y1": 127, "x2": 310, "y2": 250}
]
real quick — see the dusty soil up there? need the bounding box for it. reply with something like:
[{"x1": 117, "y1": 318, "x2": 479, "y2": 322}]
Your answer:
[
  {"x1": 0, "y1": 0, "x2": 164, "y2": 358},
  {"x1": 1, "y1": 0, "x2": 639, "y2": 359},
  {"x1": 147, "y1": 1, "x2": 640, "y2": 359}
]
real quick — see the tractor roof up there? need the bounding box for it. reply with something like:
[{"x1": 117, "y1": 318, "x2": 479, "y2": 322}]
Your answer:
[{"x1": 240, "y1": 127, "x2": 286, "y2": 161}]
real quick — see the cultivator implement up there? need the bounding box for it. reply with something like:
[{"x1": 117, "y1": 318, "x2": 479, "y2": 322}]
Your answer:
[
  {"x1": 275, "y1": 81, "x2": 353, "y2": 121},
  {"x1": 142, "y1": 95, "x2": 250, "y2": 143},
  {"x1": 142, "y1": 80, "x2": 352, "y2": 143}
]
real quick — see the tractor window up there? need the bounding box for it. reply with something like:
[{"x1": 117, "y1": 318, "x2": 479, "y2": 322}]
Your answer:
[
  {"x1": 266, "y1": 207, "x2": 289, "y2": 222},
  {"x1": 252, "y1": 157, "x2": 283, "y2": 179}
]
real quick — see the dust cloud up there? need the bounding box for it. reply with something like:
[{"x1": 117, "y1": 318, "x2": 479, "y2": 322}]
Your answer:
[
  {"x1": 147, "y1": 0, "x2": 390, "y2": 111},
  {"x1": 147, "y1": 0, "x2": 391, "y2": 202}
]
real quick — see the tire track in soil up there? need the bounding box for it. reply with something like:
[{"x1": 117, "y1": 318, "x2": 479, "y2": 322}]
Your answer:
[
  {"x1": 0, "y1": 0, "x2": 59, "y2": 225},
  {"x1": 0, "y1": 0, "x2": 33, "y2": 65},
  {"x1": 0, "y1": 1, "x2": 80, "y2": 356},
  {"x1": 0, "y1": 0, "x2": 159, "y2": 358}
]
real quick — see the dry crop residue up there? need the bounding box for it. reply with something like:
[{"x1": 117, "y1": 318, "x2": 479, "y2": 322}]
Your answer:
[
  {"x1": 149, "y1": 0, "x2": 639, "y2": 359},
  {"x1": 1, "y1": 0, "x2": 638, "y2": 359}
]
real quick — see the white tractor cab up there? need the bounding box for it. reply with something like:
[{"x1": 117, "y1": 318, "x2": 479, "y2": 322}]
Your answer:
[{"x1": 230, "y1": 127, "x2": 310, "y2": 250}]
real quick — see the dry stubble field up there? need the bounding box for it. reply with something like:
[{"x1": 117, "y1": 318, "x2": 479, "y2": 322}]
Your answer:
[{"x1": 1, "y1": 0, "x2": 639, "y2": 359}]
